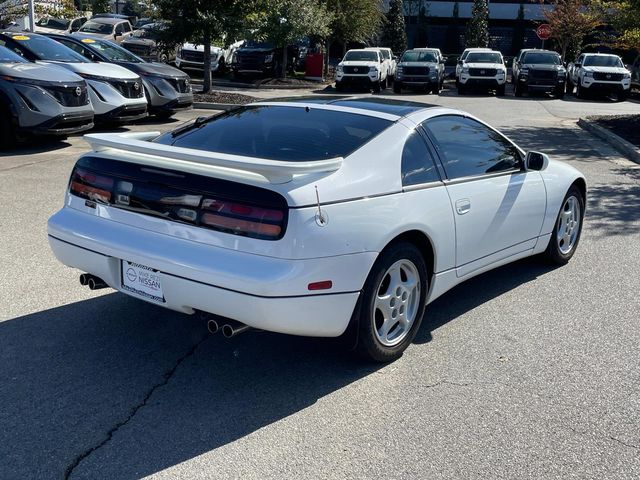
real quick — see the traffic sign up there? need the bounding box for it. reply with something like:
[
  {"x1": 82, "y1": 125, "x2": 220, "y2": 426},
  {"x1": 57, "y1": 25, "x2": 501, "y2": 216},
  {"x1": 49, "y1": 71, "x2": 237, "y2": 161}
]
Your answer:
[{"x1": 537, "y1": 24, "x2": 551, "y2": 41}]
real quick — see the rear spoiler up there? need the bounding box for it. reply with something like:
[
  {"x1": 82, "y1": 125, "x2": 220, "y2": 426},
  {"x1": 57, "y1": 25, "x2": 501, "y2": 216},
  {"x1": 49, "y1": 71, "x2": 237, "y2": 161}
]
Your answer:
[{"x1": 83, "y1": 132, "x2": 343, "y2": 184}]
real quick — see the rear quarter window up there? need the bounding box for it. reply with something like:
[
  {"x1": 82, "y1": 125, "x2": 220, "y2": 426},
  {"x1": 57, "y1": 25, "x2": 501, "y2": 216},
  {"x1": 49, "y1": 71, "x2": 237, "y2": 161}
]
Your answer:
[{"x1": 155, "y1": 106, "x2": 392, "y2": 162}]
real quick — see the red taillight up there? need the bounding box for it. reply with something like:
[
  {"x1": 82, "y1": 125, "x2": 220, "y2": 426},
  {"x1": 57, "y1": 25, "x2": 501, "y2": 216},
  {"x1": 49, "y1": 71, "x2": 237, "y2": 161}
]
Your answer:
[
  {"x1": 69, "y1": 168, "x2": 114, "y2": 203},
  {"x1": 308, "y1": 281, "x2": 333, "y2": 291},
  {"x1": 201, "y1": 198, "x2": 285, "y2": 240}
]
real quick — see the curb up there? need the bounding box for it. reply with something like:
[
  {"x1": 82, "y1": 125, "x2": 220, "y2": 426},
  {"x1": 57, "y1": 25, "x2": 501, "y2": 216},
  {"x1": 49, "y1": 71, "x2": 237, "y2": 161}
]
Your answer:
[
  {"x1": 578, "y1": 117, "x2": 640, "y2": 165},
  {"x1": 193, "y1": 102, "x2": 239, "y2": 111},
  {"x1": 192, "y1": 80, "x2": 327, "y2": 90}
]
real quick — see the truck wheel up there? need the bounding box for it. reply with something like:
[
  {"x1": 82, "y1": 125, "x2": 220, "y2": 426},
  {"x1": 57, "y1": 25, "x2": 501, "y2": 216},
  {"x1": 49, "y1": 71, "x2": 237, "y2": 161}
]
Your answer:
[
  {"x1": 373, "y1": 81, "x2": 381, "y2": 93},
  {"x1": 457, "y1": 84, "x2": 465, "y2": 95},
  {"x1": 393, "y1": 82, "x2": 401, "y2": 94},
  {"x1": 514, "y1": 83, "x2": 522, "y2": 97},
  {"x1": 496, "y1": 84, "x2": 506, "y2": 96},
  {"x1": 431, "y1": 83, "x2": 439, "y2": 94},
  {"x1": 355, "y1": 242, "x2": 428, "y2": 362},
  {"x1": 566, "y1": 77, "x2": 574, "y2": 94},
  {"x1": 335, "y1": 82, "x2": 344, "y2": 92},
  {"x1": 617, "y1": 91, "x2": 629, "y2": 102},
  {"x1": 575, "y1": 81, "x2": 584, "y2": 99},
  {"x1": 554, "y1": 85, "x2": 565, "y2": 99}
]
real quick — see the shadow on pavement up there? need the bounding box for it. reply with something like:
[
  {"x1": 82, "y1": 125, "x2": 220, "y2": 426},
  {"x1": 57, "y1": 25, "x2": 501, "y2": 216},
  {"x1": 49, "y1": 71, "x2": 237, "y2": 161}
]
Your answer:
[
  {"x1": 0, "y1": 255, "x2": 561, "y2": 478},
  {"x1": 0, "y1": 137, "x2": 71, "y2": 158}
]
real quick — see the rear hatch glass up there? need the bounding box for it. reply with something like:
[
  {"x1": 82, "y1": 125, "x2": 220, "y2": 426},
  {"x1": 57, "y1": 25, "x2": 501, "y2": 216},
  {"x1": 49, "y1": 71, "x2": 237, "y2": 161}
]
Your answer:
[{"x1": 154, "y1": 105, "x2": 392, "y2": 161}]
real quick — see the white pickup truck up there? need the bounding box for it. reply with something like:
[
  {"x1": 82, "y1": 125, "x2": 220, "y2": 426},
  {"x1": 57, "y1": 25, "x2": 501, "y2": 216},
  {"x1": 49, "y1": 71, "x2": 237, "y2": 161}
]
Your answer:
[
  {"x1": 335, "y1": 49, "x2": 389, "y2": 92},
  {"x1": 567, "y1": 53, "x2": 631, "y2": 101}
]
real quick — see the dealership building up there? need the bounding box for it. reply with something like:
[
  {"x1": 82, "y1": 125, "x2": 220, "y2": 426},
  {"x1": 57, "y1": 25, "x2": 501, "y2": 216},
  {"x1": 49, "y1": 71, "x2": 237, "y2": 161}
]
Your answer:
[{"x1": 401, "y1": 0, "x2": 549, "y2": 55}]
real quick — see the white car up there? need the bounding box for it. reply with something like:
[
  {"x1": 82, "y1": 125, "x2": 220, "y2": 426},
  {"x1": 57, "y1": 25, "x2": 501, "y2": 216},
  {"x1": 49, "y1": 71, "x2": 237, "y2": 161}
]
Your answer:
[
  {"x1": 365, "y1": 47, "x2": 396, "y2": 81},
  {"x1": 47, "y1": 98, "x2": 586, "y2": 362},
  {"x1": 176, "y1": 43, "x2": 226, "y2": 72},
  {"x1": 34, "y1": 16, "x2": 87, "y2": 35},
  {"x1": 457, "y1": 50, "x2": 507, "y2": 95},
  {"x1": 335, "y1": 49, "x2": 388, "y2": 92},
  {"x1": 456, "y1": 47, "x2": 493, "y2": 84},
  {"x1": 567, "y1": 53, "x2": 631, "y2": 101},
  {"x1": 1, "y1": 31, "x2": 148, "y2": 123}
]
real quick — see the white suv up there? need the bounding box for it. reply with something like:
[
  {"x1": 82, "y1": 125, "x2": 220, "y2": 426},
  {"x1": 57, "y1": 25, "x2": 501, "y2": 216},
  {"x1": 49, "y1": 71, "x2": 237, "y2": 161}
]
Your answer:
[
  {"x1": 567, "y1": 53, "x2": 631, "y2": 101},
  {"x1": 457, "y1": 49, "x2": 507, "y2": 95},
  {"x1": 335, "y1": 49, "x2": 388, "y2": 92},
  {"x1": 366, "y1": 47, "x2": 396, "y2": 81},
  {"x1": 455, "y1": 47, "x2": 493, "y2": 86}
]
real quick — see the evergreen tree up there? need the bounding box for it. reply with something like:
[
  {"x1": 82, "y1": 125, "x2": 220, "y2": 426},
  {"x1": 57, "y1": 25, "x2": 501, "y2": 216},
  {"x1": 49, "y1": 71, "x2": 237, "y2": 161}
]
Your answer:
[
  {"x1": 465, "y1": 0, "x2": 489, "y2": 48},
  {"x1": 445, "y1": 1, "x2": 461, "y2": 53},
  {"x1": 381, "y1": 0, "x2": 407, "y2": 54},
  {"x1": 512, "y1": 3, "x2": 526, "y2": 54}
]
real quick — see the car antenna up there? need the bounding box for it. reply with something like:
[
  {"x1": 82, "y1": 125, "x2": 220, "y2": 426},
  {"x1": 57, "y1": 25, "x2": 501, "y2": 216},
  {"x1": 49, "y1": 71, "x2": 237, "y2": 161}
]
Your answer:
[{"x1": 315, "y1": 186, "x2": 327, "y2": 226}]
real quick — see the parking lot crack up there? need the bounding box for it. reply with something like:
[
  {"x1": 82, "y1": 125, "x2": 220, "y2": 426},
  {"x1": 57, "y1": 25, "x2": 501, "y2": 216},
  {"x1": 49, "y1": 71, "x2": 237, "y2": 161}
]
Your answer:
[{"x1": 63, "y1": 334, "x2": 210, "y2": 480}]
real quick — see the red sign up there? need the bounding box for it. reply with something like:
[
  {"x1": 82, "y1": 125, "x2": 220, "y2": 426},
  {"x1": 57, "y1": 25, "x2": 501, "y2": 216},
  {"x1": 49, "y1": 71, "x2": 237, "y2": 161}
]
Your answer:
[{"x1": 537, "y1": 24, "x2": 551, "y2": 41}]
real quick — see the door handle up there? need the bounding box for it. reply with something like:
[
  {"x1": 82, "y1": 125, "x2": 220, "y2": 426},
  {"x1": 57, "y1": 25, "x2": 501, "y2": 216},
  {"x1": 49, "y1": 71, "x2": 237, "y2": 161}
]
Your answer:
[{"x1": 455, "y1": 199, "x2": 471, "y2": 215}]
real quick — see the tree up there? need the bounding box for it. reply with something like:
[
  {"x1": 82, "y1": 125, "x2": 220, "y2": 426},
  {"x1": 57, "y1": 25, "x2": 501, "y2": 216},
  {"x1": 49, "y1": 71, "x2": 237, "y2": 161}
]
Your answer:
[
  {"x1": 156, "y1": 0, "x2": 249, "y2": 92},
  {"x1": 445, "y1": 1, "x2": 461, "y2": 53},
  {"x1": 91, "y1": 0, "x2": 111, "y2": 14},
  {"x1": 122, "y1": 0, "x2": 140, "y2": 18},
  {"x1": 250, "y1": 0, "x2": 332, "y2": 78},
  {"x1": 512, "y1": 3, "x2": 526, "y2": 54},
  {"x1": 0, "y1": 0, "x2": 77, "y2": 27},
  {"x1": 381, "y1": 0, "x2": 406, "y2": 55},
  {"x1": 541, "y1": 0, "x2": 603, "y2": 61},
  {"x1": 325, "y1": 0, "x2": 383, "y2": 57},
  {"x1": 598, "y1": 0, "x2": 640, "y2": 51},
  {"x1": 465, "y1": 0, "x2": 490, "y2": 48}
]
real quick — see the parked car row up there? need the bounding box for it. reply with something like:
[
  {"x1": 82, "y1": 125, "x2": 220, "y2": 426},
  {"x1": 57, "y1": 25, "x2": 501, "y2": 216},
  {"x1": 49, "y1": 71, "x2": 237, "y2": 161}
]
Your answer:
[{"x1": 0, "y1": 31, "x2": 193, "y2": 148}]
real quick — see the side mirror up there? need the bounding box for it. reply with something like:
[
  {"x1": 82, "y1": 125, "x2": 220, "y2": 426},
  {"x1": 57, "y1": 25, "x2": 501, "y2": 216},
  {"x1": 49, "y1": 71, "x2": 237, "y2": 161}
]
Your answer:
[
  {"x1": 525, "y1": 151, "x2": 549, "y2": 171},
  {"x1": 457, "y1": 60, "x2": 463, "y2": 65}
]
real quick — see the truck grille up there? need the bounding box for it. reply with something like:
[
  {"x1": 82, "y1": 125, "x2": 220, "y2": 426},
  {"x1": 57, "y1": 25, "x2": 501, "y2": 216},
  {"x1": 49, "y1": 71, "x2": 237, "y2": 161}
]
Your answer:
[
  {"x1": 403, "y1": 66, "x2": 429, "y2": 75},
  {"x1": 44, "y1": 83, "x2": 89, "y2": 107},
  {"x1": 593, "y1": 72, "x2": 624, "y2": 81},
  {"x1": 124, "y1": 44, "x2": 151, "y2": 57},
  {"x1": 530, "y1": 69, "x2": 556, "y2": 79},
  {"x1": 180, "y1": 50, "x2": 204, "y2": 63},
  {"x1": 469, "y1": 68, "x2": 497, "y2": 77},
  {"x1": 343, "y1": 65, "x2": 369, "y2": 74},
  {"x1": 110, "y1": 79, "x2": 145, "y2": 99}
]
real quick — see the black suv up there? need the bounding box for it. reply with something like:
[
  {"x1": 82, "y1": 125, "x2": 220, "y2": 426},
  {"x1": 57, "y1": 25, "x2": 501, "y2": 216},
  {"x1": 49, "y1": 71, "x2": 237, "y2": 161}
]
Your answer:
[
  {"x1": 231, "y1": 41, "x2": 300, "y2": 78},
  {"x1": 512, "y1": 49, "x2": 567, "y2": 98}
]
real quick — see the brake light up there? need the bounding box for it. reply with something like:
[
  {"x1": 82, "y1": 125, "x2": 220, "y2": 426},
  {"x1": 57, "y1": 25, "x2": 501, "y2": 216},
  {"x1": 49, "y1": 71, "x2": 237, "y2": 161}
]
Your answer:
[
  {"x1": 69, "y1": 168, "x2": 113, "y2": 203},
  {"x1": 201, "y1": 198, "x2": 285, "y2": 240}
]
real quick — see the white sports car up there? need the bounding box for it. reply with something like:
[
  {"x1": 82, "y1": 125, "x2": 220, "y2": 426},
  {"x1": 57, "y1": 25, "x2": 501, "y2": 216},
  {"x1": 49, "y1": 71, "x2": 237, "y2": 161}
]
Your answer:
[{"x1": 47, "y1": 98, "x2": 586, "y2": 362}]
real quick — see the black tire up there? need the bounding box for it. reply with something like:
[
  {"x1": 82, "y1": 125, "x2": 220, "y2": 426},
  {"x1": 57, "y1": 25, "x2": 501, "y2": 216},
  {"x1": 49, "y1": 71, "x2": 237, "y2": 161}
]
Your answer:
[
  {"x1": 457, "y1": 85, "x2": 465, "y2": 95},
  {"x1": 496, "y1": 84, "x2": 506, "y2": 96},
  {"x1": 355, "y1": 242, "x2": 428, "y2": 362},
  {"x1": 0, "y1": 104, "x2": 16, "y2": 150},
  {"x1": 335, "y1": 82, "x2": 344, "y2": 92},
  {"x1": 543, "y1": 185, "x2": 585, "y2": 265},
  {"x1": 554, "y1": 86, "x2": 565, "y2": 99},
  {"x1": 617, "y1": 91, "x2": 628, "y2": 102},
  {"x1": 566, "y1": 77, "x2": 574, "y2": 94},
  {"x1": 431, "y1": 83, "x2": 439, "y2": 94},
  {"x1": 575, "y1": 81, "x2": 584, "y2": 99},
  {"x1": 372, "y1": 81, "x2": 381, "y2": 93},
  {"x1": 393, "y1": 82, "x2": 401, "y2": 94}
]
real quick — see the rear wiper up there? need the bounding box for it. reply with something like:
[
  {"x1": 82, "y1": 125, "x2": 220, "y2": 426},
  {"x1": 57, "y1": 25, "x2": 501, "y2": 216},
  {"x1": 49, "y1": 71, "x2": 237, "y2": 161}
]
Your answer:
[{"x1": 171, "y1": 115, "x2": 213, "y2": 137}]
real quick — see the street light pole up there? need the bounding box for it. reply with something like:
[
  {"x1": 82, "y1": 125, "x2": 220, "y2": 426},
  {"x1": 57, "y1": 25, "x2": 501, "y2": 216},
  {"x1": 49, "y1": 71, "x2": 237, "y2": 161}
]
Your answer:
[{"x1": 27, "y1": 0, "x2": 35, "y2": 32}]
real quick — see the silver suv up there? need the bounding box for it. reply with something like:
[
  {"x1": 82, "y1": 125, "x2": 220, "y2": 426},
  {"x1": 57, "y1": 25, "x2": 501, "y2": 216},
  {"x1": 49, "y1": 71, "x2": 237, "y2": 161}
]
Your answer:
[
  {"x1": 0, "y1": 45, "x2": 93, "y2": 148},
  {"x1": 394, "y1": 48, "x2": 445, "y2": 94}
]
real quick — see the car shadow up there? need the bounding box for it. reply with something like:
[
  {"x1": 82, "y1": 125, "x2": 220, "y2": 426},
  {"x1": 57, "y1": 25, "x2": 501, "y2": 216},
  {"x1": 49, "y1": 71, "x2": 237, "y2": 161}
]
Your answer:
[
  {"x1": 0, "y1": 255, "x2": 561, "y2": 478},
  {"x1": 0, "y1": 137, "x2": 71, "y2": 157}
]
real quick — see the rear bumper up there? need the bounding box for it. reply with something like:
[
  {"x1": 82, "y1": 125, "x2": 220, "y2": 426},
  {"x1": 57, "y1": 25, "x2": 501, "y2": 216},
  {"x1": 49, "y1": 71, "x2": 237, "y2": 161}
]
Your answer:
[{"x1": 47, "y1": 207, "x2": 368, "y2": 337}]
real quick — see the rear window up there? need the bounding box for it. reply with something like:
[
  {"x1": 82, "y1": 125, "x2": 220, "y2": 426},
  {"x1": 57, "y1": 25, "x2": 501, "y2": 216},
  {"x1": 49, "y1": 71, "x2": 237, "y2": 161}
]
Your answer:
[{"x1": 155, "y1": 106, "x2": 392, "y2": 161}]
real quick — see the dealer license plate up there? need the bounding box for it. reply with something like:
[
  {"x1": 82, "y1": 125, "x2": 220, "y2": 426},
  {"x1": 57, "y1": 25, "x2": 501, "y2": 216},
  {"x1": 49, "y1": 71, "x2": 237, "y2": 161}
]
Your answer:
[{"x1": 121, "y1": 260, "x2": 165, "y2": 303}]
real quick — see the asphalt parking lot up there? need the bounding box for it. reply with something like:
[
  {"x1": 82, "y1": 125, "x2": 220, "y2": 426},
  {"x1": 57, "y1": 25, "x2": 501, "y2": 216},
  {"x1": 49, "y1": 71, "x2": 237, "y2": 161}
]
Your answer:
[{"x1": 1, "y1": 87, "x2": 639, "y2": 479}]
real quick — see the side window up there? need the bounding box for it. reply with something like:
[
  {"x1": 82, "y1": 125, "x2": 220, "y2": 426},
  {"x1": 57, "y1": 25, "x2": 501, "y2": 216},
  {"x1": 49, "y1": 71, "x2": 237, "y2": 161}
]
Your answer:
[
  {"x1": 401, "y1": 130, "x2": 441, "y2": 187},
  {"x1": 115, "y1": 24, "x2": 124, "y2": 35},
  {"x1": 123, "y1": 22, "x2": 131, "y2": 32},
  {"x1": 58, "y1": 39, "x2": 85, "y2": 56},
  {"x1": 424, "y1": 116, "x2": 521, "y2": 180}
]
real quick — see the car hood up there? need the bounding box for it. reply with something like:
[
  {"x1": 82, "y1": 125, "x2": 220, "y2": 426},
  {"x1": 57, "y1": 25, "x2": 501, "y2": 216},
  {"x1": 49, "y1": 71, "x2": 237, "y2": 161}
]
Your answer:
[
  {"x1": 36, "y1": 60, "x2": 140, "y2": 80},
  {"x1": 340, "y1": 60, "x2": 379, "y2": 67},
  {"x1": 582, "y1": 66, "x2": 628, "y2": 74},
  {"x1": 465, "y1": 62, "x2": 505, "y2": 70},
  {"x1": 118, "y1": 61, "x2": 188, "y2": 78},
  {"x1": 399, "y1": 61, "x2": 438, "y2": 68},
  {"x1": 34, "y1": 26, "x2": 68, "y2": 34},
  {"x1": 523, "y1": 63, "x2": 564, "y2": 71},
  {"x1": 181, "y1": 43, "x2": 223, "y2": 53},
  {"x1": 75, "y1": 32, "x2": 113, "y2": 40},
  {"x1": 123, "y1": 37, "x2": 156, "y2": 47},
  {"x1": 0, "y1": 62, "x2": 82, "y2": 82}
]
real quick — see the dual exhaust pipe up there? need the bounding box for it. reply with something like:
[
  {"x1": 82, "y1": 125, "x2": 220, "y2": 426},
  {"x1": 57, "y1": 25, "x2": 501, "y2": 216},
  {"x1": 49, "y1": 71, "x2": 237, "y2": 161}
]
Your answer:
[
  {"x1": 79, "y1": 273, "x2": 107, "y2": 290},
  {"x1": 206, "y1": 317, "x2": 250, "y2": 338}
]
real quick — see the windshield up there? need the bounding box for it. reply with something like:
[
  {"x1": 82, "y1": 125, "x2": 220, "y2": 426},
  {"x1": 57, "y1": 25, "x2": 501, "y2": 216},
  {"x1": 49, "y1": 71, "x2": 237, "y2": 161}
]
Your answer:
[
  {"x1": 9, "y1": 34, "x2": 88, "y2": 62},
  {"x1": 79, "y1": 21, "x2": 113, "y2": 34},
  {"x1": 35, "y1": 18, "x2": 70, "y2": 30},
  {"x1": 466, "y1": 52, "x2": 502, "y2": 64},
  {"x1": 522, "y1": 52, "x2": 561, "y2": 65},
  {"x1": 401, "y1": 51, "x2": 437, "y2": 63},
  {"x1": 82, "y1": 38, "x2": 143, "y2": 62},
  {"x1": 583, "y1": 55, "x2": 623, "y2": 67},
  {"x1": 344, "y1": 51, "x2": 378, "y2": 62},
  {"x1": 0, "y1": 45, "x2": 27, "y2": 63},
  {"x1": 154, "y1": 106, "x2": 392, "y2": 162}
]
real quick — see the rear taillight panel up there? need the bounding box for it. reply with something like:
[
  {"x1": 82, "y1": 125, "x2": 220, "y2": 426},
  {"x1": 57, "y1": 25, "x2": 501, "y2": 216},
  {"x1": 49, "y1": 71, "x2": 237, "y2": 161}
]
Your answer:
[{"x1": 69, "y1": 156, "x2": 288, "y2": 241}]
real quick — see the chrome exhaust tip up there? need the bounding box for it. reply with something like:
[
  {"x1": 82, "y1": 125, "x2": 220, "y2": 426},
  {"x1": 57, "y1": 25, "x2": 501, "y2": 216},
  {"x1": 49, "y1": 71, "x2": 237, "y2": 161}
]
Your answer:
[
  {"x1": 87, "y1": 276, "x2": 107, "y2": 290},
  {"x1": 207, "y1": 319, "x2": 220, "y2": 334},
  {"x1": 222, "y1": 322, "x2": 250, "y2": 339}
]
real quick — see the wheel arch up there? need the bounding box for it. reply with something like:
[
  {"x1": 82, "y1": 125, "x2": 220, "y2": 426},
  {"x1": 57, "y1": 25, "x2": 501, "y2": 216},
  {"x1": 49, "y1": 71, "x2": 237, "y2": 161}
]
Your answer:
[
  {"x1": 571, "y1": 177, "x2": 587, "y2": 203},
  {"x1": 380, "y1": 229, "x2": 435, "y2": 280}
]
